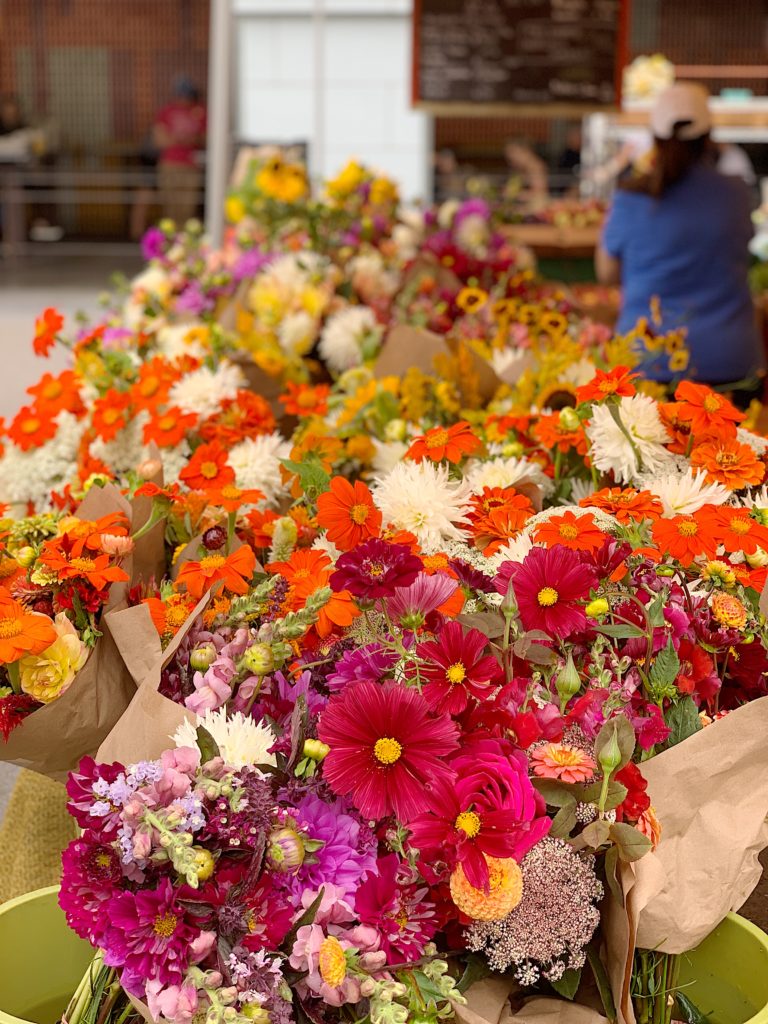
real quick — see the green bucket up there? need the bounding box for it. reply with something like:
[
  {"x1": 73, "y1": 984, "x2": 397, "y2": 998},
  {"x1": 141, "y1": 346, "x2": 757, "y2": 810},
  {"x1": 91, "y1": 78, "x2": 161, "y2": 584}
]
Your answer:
[
  {"x1": 676, "y1": 913, "x2": 768, "y2": 1024},
  {"x1": 0, "y1": 886, "x2": 93, "y2": 1024}
]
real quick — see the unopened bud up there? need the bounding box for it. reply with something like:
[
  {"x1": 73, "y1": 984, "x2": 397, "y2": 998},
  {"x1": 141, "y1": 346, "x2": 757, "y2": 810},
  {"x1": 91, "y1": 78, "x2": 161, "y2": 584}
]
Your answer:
[
  {"x1": 192, "y1": 847, "x2": 215, "y2": 882},
  {"x1": 242, "y1": 643, "x2": 275, "y2": 676},
  {"x1": 555, "y1": 653, "x2": 581, "y2": 706},
  {"x1": 559, "y1": 406, "x2": 580, "y2": 431},
  {"x1": 241, "y1": 1006, "x2": 270, "y2": 1023},
  {"x1": 585, "y1": 598, "x2": 609, "y2": 617},
  {"x1": 598, "y1": 729, "x2": 622, "y2": 776},
  {"x1": 190, "y1": 643, "x2": 217, "y2": 672},
  {"x1": 15, "y1": 546, "x2": 36, "y2": 568},
  {"x1": 747, "y1": 548, "x2": 768, "y2": 568},
  {"x1": 655, "y1": 565, "x2": 675, "y2": 577},
  {"x1": 303, "y1": 738, "x2": 330, "y2": 762},
  {"x1": 136, "y1": 458, "x2": 163, "y2": 481},
  {"x1": 267, "y1": 827, "x2": 305, "y2": 872}
]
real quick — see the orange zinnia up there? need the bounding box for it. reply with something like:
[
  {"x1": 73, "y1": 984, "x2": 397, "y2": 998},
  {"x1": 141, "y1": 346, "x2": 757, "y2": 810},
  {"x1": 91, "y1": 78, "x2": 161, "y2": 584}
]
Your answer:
[
  {"x1": 176, "y1": 545, "x2": 257, "y2": 600},
  {"x1": 279, "y1": 382, "x2": 331, "y2": 418},
  {"x1": 143, "y1": 406, "x2": 198, "y2": 448},
  {"x1": 33, "y1": 307, "x2": 63, "y2": 357},
  {"x1": 27, "y1": 370, "x2": 84, "y2": 417},
  {"x1": 92, "y1": 391, "x2": 132, "y2": 442},
  {"x1": 180, "y1": 441, "x2": 235, "y2": 492},
  {"x1": 144, "y1": 592, "x2": 198, "y2": 638},
  {"x1": 658, "y1": 402, "x2": 692, "y2": 455},
  {"x1": 533, "y1": 413, "x2": 588, "y2": 455},
  {"x1": 406, "y1": 421, "x2": 482, "y2": 464},
  {"x1": 316, "y1": 477, "x2": 382, "y2": 551},
  {"x1": 38, "y1": 545, "x2": 129, "y2": 590},
  {"x1": 690, "y1": 438, "x2": 765, "y2": 491},
  {"x1": 0, "y1": 597, "x2": 57, "y2": 664},
  {"x1": 576, "y1": 366, "x2": 638, "y2": 405},
  {"x1": 673, "y1": 381, "x2": 744, "y2": 439},
  {"x1": 716, "y1": 507, "x2": 768, "y2": 556},
  {"x1": 267, "y1": 549, "x2": 333, "y2": 601},
  {"x1": 534, "y1": 511, "x2": 606, "y2": 553},
  {"x1": 198, "y1": 391, "x2": 276, "y2": 446},
  {"x1": 583, "y1": 487, "x2": 663, "y2": 523},
  {"x1": 7, "y1": 403, "x2": 58, "y2": 451},
  {"x1": 244, "y1": 508, "x2": 279, "y2": 549},
  {"x1": 651, "y1": 508, "x2": 720, "y2": 566},
  {"x1": 468, "y1": 486, "x2": 535, "y2": 556}
]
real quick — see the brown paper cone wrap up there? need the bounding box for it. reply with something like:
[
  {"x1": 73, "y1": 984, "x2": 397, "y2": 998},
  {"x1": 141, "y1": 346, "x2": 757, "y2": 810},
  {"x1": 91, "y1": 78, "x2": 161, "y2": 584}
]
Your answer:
[
  {"x1": 455, "y1": 982, "x2": 607, "y2": 1024},
  {"x1": 605, "y1": 695, "x2": 768, "y2": 1024},
  {"x1": 97, "y1": 593, "x2": 212, "y2": 765}
]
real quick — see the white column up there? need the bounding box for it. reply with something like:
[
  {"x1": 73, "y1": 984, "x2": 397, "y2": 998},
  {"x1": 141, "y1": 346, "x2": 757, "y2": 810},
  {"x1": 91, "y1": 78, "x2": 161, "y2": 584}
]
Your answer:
[{"x1": 205, "y1": 0, "x2": 233, "y2": 246}]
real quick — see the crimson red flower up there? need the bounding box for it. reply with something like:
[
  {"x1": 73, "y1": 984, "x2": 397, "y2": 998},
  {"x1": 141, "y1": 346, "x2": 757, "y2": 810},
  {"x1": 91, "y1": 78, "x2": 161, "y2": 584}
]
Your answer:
[
  {"x1": 417, "y1": 620, "x2": 502, "y2": 715},
  {"x1": 318, "y1": 680, "x2": 459, "y2": 821},
  {"x1": 676, "y1": 638, "x2": 720, "y2": 702},
  {"x1": 330, "y1": 538, "x2": 423, "y2": 599},
  {"x1": 614, "y1": 762, "x2": 651, "y2": 823},
  {"x1": 496, "y1": 546, "x2": 597, "y2": 639},
  {"x1": 0, "y1": 692, "x2": 40, "y2": 739}
]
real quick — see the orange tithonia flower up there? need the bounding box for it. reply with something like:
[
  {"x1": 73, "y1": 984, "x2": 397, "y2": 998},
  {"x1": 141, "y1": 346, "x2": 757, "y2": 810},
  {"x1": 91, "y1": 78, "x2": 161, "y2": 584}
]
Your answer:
[
  {"x1": 33, "y1": 307, "x2": 63, "y2": 357},
  {"x1": 206, "y1": 484, "x2": 265, "y2": 514},
  {"x1": 690, "y1": 438, "x2": 766, "y2": 491},
  {"x1": 179, "y1": 441, "x2": 236, "y2": 493},
  {"x1": 7, "y1": 404, "x2": 58, "y2": 450},
  {"x1": 651, "y1": 508, "x2": 720, "y2": 566},
  {"x1": 198, "y1": 391, "x2": 276, "y2": 447},
  {"x1": 673, "y1": 381, "x2": 744, "y2": 438},
  {"x1": 38, "y1": 546, "x2": 129, "y2": 590},
  {"x1": 533, "y1": 412, "x2": 588, "y2": 455},
  {"x1": 468, "y1": 486, "x2": 535, "y2": 556},
  {"x1": 91, "y1": 391, "x2": 132, "y2": 442},
  {"x1": 279, "y1": 382, "x2": 331, "y2": 418},
  {"x1": 144, "y1": 592, "x2": 198, "y2": 639},
  {"x1": 406, "y1": 421, "x2": 482, "y2": 464},
  {"x1": 0, "y1": 596, "x2": 57, "y2": 664},
  {"x1": 129, "y1": 357, "x2": 179, "y2": 411},
  {"x1": 715, "y1": 507, "x2": 768, "y2": 556},
  {"x1": 576, "y1": 365, "x2": 638, "y2": 405},
  {"x1": 176, "y1": 545, "x2": 257, "y2": 600},
  {"x1": 529, "y1": 742, "x2": 597, "y2": 784},
  {"x1": 316, "y1": 476, "x2": 382, "y2": 552},
  {"x1": 583, "y1": 487, "x2": 663, "y2": 524},
  {"x1": 450, "y1": 855, "x2": 523, "y2": 921},
  {"x1": 27, "y1": 370, "x2": 84, "y2": 417},
  {"x1": 143, "y1": 407, "x2": 198, "y2": 448},
  {"x1": 534, "y1": 511, "x2": 606, "y2": 553}
]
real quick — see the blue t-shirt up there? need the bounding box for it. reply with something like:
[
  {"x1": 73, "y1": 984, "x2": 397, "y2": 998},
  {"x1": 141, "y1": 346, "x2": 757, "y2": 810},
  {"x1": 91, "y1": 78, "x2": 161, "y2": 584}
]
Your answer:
[{"x1": 602, "y1": 164, "x2": 764, "y2": 382}]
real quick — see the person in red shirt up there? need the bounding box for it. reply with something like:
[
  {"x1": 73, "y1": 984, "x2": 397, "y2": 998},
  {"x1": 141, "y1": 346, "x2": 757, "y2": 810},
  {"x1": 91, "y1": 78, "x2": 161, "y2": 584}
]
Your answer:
[{"x1": 153, "y1": 78, "x2": 206, "y2": 225}]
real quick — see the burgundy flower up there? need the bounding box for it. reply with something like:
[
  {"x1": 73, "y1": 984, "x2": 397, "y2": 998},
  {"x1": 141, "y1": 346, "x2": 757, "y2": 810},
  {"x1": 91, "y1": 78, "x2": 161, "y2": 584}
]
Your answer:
[
  {"x1": 448, "y1": 557, "x2": 495, "y2": 593},
  {"x1": 354, "y1": 854, "x2": 438, "y2": 961},
  {"x1": 59, "y1": 836, "x2": 123, "y2": 944},
  {"x1": 416, "y1": 620, "x2": 502, "y2": 715},
  {"x1": 0, "y1": 692, "x2": 39, "y2": 740},
  {"x1": 330, "y1": 539, "x2": 423, "y2": 599},
  {"x1": 497, "y1": 546, "x2": 597, "y2": 639}
]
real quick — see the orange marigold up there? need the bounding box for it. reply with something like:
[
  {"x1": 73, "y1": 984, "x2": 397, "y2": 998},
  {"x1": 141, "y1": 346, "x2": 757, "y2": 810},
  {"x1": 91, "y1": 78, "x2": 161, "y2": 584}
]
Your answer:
[
  {"x1": 690, "y1": 438, "x2": 765, "y2": 490},
  {"x1": 468, "y1": 486, "x2": 535, "y2": 556},
  {"x1": 534, "y1": 511, "x2": 606, "y2": 553},
  {"x1": 406, "y1": 421, "x2": 482, "y2": 464},
  {"x1": 198, "y1": 391, "x2": 276, "y2": 446},
  {"x1": 316, "y1": 476, "x2": 382, "y2": 552},
  {"x1": 450, "y1": 856, "x2": 523, "y2": 922}
]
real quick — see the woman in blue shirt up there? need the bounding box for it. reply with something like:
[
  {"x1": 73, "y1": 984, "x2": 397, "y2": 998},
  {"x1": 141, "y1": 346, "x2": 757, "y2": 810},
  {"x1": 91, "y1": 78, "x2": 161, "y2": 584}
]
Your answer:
[{"x1": 597, "y1": 83, "x2": 765, "y2": 400}]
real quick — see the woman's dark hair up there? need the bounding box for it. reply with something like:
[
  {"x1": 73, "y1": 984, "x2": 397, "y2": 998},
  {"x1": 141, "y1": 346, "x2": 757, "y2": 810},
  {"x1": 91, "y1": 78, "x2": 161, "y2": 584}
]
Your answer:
[{"x1": 620, "y1": 132, "x2": 714, "y2": 198}]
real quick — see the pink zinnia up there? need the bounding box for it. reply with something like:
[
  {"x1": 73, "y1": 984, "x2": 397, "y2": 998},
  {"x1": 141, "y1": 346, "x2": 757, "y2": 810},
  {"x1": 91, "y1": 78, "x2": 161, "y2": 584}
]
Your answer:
[
  {"x1": 529, "y1": 742, "x2": 596, "y2": 784},
  {"x1": 318, "y1": 680, "x2": 459, "y2": 821},
  {"x1": 496, "y1": 546, "x2": 597, "y2": 639},
  {"x1": 417, "y1": 620, "x2": 502, "y2": 715}
]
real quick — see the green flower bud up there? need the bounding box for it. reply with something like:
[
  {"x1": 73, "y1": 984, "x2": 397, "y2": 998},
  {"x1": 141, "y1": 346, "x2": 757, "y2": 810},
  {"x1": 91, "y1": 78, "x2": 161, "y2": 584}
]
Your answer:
[
  {"x1": 192, "y1": 847, "x2": 215, "y2": 882},
  {"x1": 598, "y1": 729, "x2": 622, "y2": 775},
  {"x1": 585, "y1": 598, "x2": 609, "y2": 617},
  {"x1": 190, "y1": 643, "x2": 217, "y2": 672},
  {"x1": 14, "y1": 546, "x2": 36, "y2": 568},
  {"x1": 303, "y1": 738, "x2": 330, "y2": 762},
  {"x1": 267, "y1": 827, "x2": 305, "y2": 872},
  {"x1": 559, "y1": 406, "x2": 580, "y2": 431},
  {"x1": 655, "y1": 565, "x2": 676, "y2": 577},
  {"x1": 555, "y1": 653, "x2": 581, "y2": 708},
  {"x1": 242, "y1": 643, "x2": 275, "y2": 676}
]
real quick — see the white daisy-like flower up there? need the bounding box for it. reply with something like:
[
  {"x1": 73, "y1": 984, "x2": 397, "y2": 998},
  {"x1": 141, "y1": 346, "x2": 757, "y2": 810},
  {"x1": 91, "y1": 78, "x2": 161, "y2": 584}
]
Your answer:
[
  {"x1": 643, "y1": 468, "x2": 730, "y2": 516},
  {"x1": 319, "y1": 305, "x2": 382, "y2": 374},
  {"x1": 466, "y1": 455, "x2": 554, "y2": 498},
  {"x1": 311, "y1": 534, "x2": 342, "y2": 562},
  {"x1": 488, "y1": 531, "x2": 537, "y2": 569},
  {"x1": 173, "y1": 709, "x2": 277, "y2": 771},
  {"x1": 168, "y1": 360, "x2": 244, "y2": 419},
  {"x1": 564, "y1": 477, "x2": 596, "y2": 506},
  {"x1": 229, "y1": 431, "x2": 291, "y2": 505},
  {"x1": 586, "y1": 394, "x2": 674, "y2": 484},
  {"x1": 277, "y1": 310, "x2": 317, "y2": 356},
  {"x1": 157, "y1": 322, "x2": 208, "y2": 361},
  {"x1": 489, "y1": 347, "x2": 535, "y2": 384},
  {"x1": 558, "y1": 357, "x2": 597, "y2": 388},
  {"x1": 734, "y1": 484, "x2": 768, "y2": 509},
  {"x1": 373, "y1": 460, "x2": 471, "y2": 552},
  {"x1": 371, "y1": 438, "x2": 409, "y2": 476}
]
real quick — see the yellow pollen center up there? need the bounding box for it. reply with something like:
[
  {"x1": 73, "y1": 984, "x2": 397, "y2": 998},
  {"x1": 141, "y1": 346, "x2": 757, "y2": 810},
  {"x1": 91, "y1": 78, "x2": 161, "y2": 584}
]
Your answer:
[
  {"x1": 547, "y1": 745, "x2": 585, "y2": 768},
  {"x1": 730, "y1": 517, "x2": 752, "y2": 534},
  {"x1": 455, "y1": 810, "x2": 481, "y2": 838},
  {"x1": 0, "y1": 557, "x2": 18, "y2": 578},
  {"x1": 96, "y1": 853, "x2": 112, "y2": 868},
  {"x1": 21, "y1": 418, "x2": 40, "y2": 434},
  {"x1": 153, "y1": 912, "x2": 178, "y2": 938},
  {"x1": 166, "y1": 605, "x2": 190, "y2": 627},
  {"x1": 349, "y1": 503, "x2": 370, "y2": 525},
  {"x1": 677, "y1": 520, "x2": 698, "y2": 537},
  {"x1": 537, "y1": 587, "x2": 559, "y2": 607},
  {"x1": 200, "y1": 461, "x2": 219, "y2": 479},
  {"x1": 558, "y1": 523, "x2": 579, "y2": 539},
  {"x1": 42, "y1": 382, "x2": 63, "y2": 400},
  {"x1": 199, "y1": 554, "x2": 226, "y2": 571},
  {"x1": 0, "y1": 618, "x2": 23, "y2": 639},
  {"x1": 159, "y1": 415, "x2": 176, "y2": 431},
  {"x1": 373, "y1": 736, "x2": 402, "y2": 765},
  {"x1": 703, "y1": 395, "x2": 721, "y2": 413},
  {"x1": 318, "y1": 935, "x2": 347, "y2": 987},
  {"x1": 140, "y1": 376, "x2": 160, "y2": 396},
  {"x1": 102, "y1": 409, "x2": 121, "y2": 425},
  {"x1": 716, "y1": 451, "x2": 738, "y2": 468},
  {"x1": 367, "y1": 561, "x2": 385, "y2": 577},
  {"x1": 297, "y1": 391, "x2": 317, "y2": 408},
  {"x1": 70, "y1": 557, "x2": 96, "y2": 572},
  {"x1": 598, "y1": 380, "x2": 618, "y2": 393},
  {"x1": 446, "y1": 662, "x2": 467, "y2": 685},
  {"x1": 425, "y1": 430, "x2": 449, "y2": 449}
]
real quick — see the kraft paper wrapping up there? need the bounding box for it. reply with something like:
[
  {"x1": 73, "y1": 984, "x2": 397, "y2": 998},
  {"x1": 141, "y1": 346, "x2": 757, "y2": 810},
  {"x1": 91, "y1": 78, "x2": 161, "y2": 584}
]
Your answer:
[
  {"x1": 96, "y1": 593, "x2": 212, "y2": 766},
  {"x1": 455, "y1": 982, "x2": 606, "y2": 1024},
  {"x1": 605, "y1": 695, "x2": 768, "y2": 1024}
]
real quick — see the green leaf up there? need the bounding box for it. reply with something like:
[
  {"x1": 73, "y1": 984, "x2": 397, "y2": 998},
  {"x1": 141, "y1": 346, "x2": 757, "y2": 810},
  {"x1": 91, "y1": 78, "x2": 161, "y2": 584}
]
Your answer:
[
  {"x1": 281, "y1": 886, "x2": 325, "y2": 954},
  {"x1": 550, "y1": 798, "x2": 578, "y2": 839},
  {"x1": 195, "y1": 725, "x2": 220, "y2": 763},
  {"x1": 594, "y1": 716, "x2": 636, "y2": 772},
  {"x1": 550, "y1": 967, "x2": 582, "y2": 1000},
  {"x1": 532, "y1": 777, "x2": 580, "y2": 807},
  {"x1": 595, "y1": 623, "x2": 647, "y2": 639},
  {"x1": 579, "y1": 780, "x2": 628, "y2": 811},
  {"x1": 579, "y1": 818, "x2": 612, "y2": 849},
  {"x1": 609, "y1": 822, "x2": 652, "y2": 863},
  {"x1": 458, "y1": 612, "x2": 506, "y2": 639},
  {"x1": 675, "y1": 992, "x2": 709, "y2": 1024},
  {"x1": 457, "y1": 955, "x2": 493, "y2": 994},
  {"x1": 646, "y1": 592, "x2": 666, "y2": 628},
  {"x1": 664, "y1": 696, "x2": 703, "y2": 749},
  {"x1": 587, "y1": 942, "x2": 617, "y2": 1023},
  {"x1": 649, "y1": 640, "x2": 680, "y2": 690}
]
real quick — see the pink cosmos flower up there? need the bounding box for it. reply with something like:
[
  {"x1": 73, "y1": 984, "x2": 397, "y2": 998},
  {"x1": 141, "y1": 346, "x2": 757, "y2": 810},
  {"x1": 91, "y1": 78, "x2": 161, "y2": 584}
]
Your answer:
[{"x1": 384, "y1": 571, "x2": 458, "y2": 629}]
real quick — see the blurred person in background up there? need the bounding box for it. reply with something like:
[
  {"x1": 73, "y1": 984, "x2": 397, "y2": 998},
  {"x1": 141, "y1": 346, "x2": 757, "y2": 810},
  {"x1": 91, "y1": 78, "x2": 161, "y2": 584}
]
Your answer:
[
  {"x1": 153, "y1": 77, "x2": 206, "y2": 226},
  {"x1": 504, "y1": 137, "x2": 549, "y2": 208},
  {"x1": 597, "y1": 83, "x2": 764, "y2": 404},
  {"x1": 0, "y1": 94, "x2": 26, "y2": 135}
]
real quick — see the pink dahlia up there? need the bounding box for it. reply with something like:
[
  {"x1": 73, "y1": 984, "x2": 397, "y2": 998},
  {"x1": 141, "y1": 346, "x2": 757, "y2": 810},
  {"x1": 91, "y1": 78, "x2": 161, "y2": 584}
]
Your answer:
[
  {"x1": 354, "y1": 854, "x2": 438, "y2": 961},
  {"x1": 318, "y1": 680, "x2": 459, "y2": 821},
  {"x1": 496, "y1": 546, "x2": 597, "y2": 639},
  {"x1": 59, "y1": 836, "x2": 123, "y2": 944},
  {"x1": 417, "y1": 620, "x2": 502, "y2": 715}
]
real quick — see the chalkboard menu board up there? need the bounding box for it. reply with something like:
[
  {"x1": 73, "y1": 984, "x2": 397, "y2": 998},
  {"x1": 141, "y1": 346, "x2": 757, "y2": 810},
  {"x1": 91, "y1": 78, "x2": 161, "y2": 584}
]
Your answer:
[{"x1": 413, "y1": 0, "x2": 626, "y2": 114}]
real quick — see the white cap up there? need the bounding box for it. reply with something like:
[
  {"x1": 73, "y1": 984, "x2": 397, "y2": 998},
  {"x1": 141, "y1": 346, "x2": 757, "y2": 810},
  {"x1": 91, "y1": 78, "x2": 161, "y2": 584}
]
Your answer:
[{"x1": 650, "y1": 82, "x2": 711, "y2": 140}]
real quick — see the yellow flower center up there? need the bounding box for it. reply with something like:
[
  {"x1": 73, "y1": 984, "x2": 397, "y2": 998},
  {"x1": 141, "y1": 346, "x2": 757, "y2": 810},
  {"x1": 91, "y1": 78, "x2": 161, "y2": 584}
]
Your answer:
[
  {"x1": 318, "y1": 935, "x2": 347, "y2": 987},
  {"x1": 455, "y1": 810, "x2": 481, "y2": 838},
  {"x1": 102, "y1": 408, "x2": 121, "y2": 425},
  {"x1": 703, "y1": 395, "x2": 721, "y2": 413},
  {"x1": 21, "y1": 417, "x2": 41, "y2": 435},
  {"x1": 199, "y1": 554, "x2": 226, "y2": 571},
  {"x1": 153, "y1": 912, "x2": 178, "y2": 938},
  {"x1": 221, "y1": 484, "x2": 241, "y2": 499},
  {"x1": 367, "y1": 561, "x2": 385, "y2": 577},
  {"x1": 166, "y1": 605, "x2": 190, "y2": 628},
  {"x1": 730, "y1": 517, "x2": 752, "y2": 535},
  {"x1": 0, "y1": 557, "x2": 18, "y2": 578},
  {"x1": 373, "y1": 736, "x2": 402, "y2": 765},
  {"x1": 349, "y1": 503, "x2": 370, "y2": 525},
  {"x1": 716, "y1": 451, "x2": 739, "y2": 468},
  {"x1": 425, "y1": 430, "x2": 449, "y2": 449},
  {"x1": 42, "y1": 381, "x2": 63, "y2": 400},
  {"x1": 0, "y1": 618, "x2": 23, "y2": 639},
  {"x1": 297, "y1": 391, "x2": 318, "y2": 409},
  {"x1": 558, "y1": 523, "x2": 579, "y2": 540},
  {"x1": 546, "y1": 744, "x2": 585, "y2": 767},
  {"x1": 537, "y1": 587, "x2": 559, "y2": 607},
  {"x1": 159, "y1": 415, "x2": 176, "y2": 431},
  {"x1": 200, "y1": 461, "x2": 219, "y2": 480},
  {"x1": 677, "y1": 520, "x2": 698, "y2": 537},
  {"x1": 140, "y1": 376, "x2": 160, "y2": 397},
  {"x1": 598, "y1": 379, "x2": 618, "y2": 394},
  {"x1": 446, "y1": 662, "x2": 466, "y2": 685},
  {"x1": 70, "y1": 557, "x2": 96, "y2": 572},
  {"x1": 96, "y1": 853, "x2": 112, "y2": 868}
]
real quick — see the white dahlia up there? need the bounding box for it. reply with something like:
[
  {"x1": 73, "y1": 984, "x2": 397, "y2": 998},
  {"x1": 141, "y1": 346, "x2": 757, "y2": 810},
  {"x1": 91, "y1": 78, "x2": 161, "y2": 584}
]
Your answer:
[
  {"x1": 586, "y1": 394, "x2": 673, "y2": 484},
  {"x1": 168, "y1": 360, "x2": 244, "y2": 418},
  {"x1": 373, "y1": 460, "x2": 471, "y2": 552},
  {"x1": 371, "y1": 438, "x2": 410, "y2": 476},
  {"x1": 228, "y1": 432, "x2": 291, "y2": 505},
  {"x1": 173, "y1": 709, "x2": 277, "y2": 771},
  {"x1": 319, "y1": 306, "x2": 382, "y2": 374},
  {"x1": 466, "y1": 455, "x2": 554, "y2": 498},
  {"x1": 644, "y1": 468, "x2": 731, "y2": 516},
  {"x1": 488, "y1": 531, "x2": 537, "y2": 569},
  {"x1": 277, "y1": 310, "x2": 317, "y2": 356}
]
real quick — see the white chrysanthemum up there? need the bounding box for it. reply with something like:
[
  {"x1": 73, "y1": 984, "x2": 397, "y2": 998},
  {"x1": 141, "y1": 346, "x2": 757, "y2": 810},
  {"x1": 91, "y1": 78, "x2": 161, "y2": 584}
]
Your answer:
[
  {"x1": 229, "y1": 432, "x2": 291, "y2": 505},
  {"x1": 277, "y1": 310, "x2": 317, "y2": 356},
  {"x1": 173, "y1": 709, "x2": 277, "y2": 771},
  {"x1": 373, "y1": 460, "x2": 471, "y2": 552},
  {"x1": 90, "y1": 412, "x2": 149, "y2": 477},
  {"x1": 0, "y1": 411, "x2": 85, "y2": 514},
  {"x1": 371, "y1": 439, "x2": 409, "y2": 476},
  {"x1": 312, "y1": 534, "x2": 342, "y2": 562},
  {"x1": 644, "y1": 468, "x2": 731, "y2": 516},
  {"x1": 348, "y1": 251, "x2": 399, "y2": 300},
  {"x1": 319, "y1": 306, "x2": 382, "y2": 374},
  {"x1": 157, "y1": 323, "x2": 208, "y2": 361},
  {"x1": 466, "y1": 455, "x2": 554, "y2": 498},
  {"x1": 488, "y1": 532, "x2": 536, "y2": 568},
  {"x1": 734, "y1": 484, "x2": 768, "y2": 509},
  {"x1": 586, "y1": 394, "x2": 674, "y2": 484},
  {"x1": 559, "y1": 357, "x2": 597, "y2": 388},
  {"x1": 737, "y1": 427, "x2": 768, "y2": 455},
  {"x1": 564, "y1": 477, "x2": 596, "y2": 506},
  {"x1": 489, "y1": 348, "x2": 535, "y2": 384},
  {"x1": 168, "y1": 360, "x2": 244, "y2": 418}
]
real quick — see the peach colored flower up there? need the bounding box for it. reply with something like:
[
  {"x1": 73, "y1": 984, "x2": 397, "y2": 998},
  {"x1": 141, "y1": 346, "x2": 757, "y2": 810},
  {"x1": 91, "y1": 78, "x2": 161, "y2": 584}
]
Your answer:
[
  {"x1": 530, "y1": 742, "x2": 596, "y2": 784},
  {"x1": 637, "y1": 806, "x2": 662, "y2": 851},
  {"x1": 450, "y1": 855, "x2": 523, "y2": 922},
  {"x1": 18, "y1": 613, "x2": 88, "y2": 703},
  {"x1": 100, "y1": 534, "x2": 135, "y2": 557}
]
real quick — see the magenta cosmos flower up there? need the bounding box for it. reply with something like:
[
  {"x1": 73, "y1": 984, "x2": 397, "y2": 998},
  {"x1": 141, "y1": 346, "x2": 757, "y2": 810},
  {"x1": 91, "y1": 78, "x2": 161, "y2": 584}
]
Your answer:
[
  {"x1": 318, "y1": 680, "x2": 459, "y2": 821},
  {"x1": 496, "y1": 546, "x2": 597, "y2": 639},
  {"x1": 330, "y1": 539, "x2": 423, "y2": 599},
  {"x1": 385, "y1": 571, "x2": 458, "y2": 629},
  {"x1": 417, "y1": 620, "x2": 502, "y2": 715},
  {"x1": 408, "y1": 742, "x2": 550, "y2": 891}
]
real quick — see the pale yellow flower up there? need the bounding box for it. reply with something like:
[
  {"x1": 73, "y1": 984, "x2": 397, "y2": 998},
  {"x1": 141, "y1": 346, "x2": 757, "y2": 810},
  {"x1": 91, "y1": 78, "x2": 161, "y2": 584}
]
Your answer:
[{"x1": 19, "y1": 613, "x2": 88, "y2": 704}]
